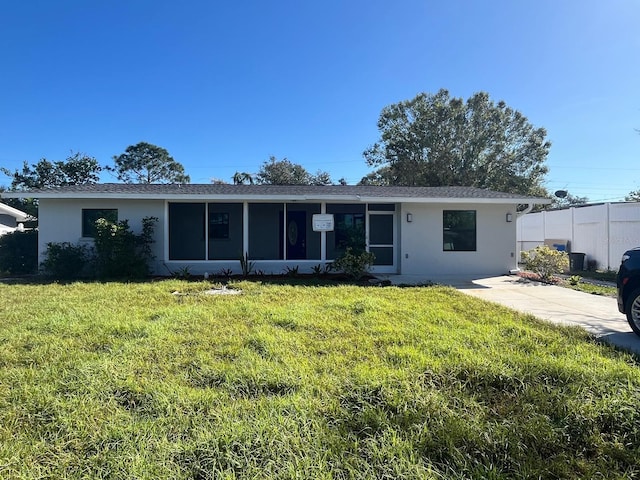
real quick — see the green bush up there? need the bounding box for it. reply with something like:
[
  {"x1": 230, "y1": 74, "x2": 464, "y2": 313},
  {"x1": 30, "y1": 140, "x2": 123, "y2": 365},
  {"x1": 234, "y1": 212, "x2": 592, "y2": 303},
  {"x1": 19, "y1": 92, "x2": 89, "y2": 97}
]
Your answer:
[
  {"x1": 0, "y1": 229, "x2": 38, "y2": 275},
  {"x1": 522, "y1": 245, "x2": 569, "y2": 282},
  {"x1": 332, "y1": 247, "x2": 376, "y2": 280},
  {"x1": 41, "y1": 242, "x2": 91, "y2": 279},
  {"x1": 41, "y1": 216, "x2": 157, "y2": 280},
  {"x1": 93, "y1": 216, "x2": 157, "y2": 279}
]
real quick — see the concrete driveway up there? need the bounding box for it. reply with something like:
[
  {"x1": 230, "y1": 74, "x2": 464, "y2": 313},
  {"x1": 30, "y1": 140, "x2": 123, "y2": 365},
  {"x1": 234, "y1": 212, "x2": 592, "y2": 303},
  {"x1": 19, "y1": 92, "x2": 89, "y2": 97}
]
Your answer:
[
  {"x1": 460, "y1": 276, "x2": 640, "y2": 355},
  {"x1": 384, "y1": 274, "x2": 640, "y2": 356}
]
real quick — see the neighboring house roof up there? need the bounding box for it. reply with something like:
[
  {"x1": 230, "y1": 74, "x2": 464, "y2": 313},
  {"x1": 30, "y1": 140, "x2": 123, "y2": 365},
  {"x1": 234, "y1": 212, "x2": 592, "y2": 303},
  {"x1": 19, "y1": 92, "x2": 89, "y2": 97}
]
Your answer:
[
  {"x1": 0, "y1": 202, "x2": 32, "y2": 222},
  {"x1": 0, "y1": 184, "x2": 552, "y2": 205}
]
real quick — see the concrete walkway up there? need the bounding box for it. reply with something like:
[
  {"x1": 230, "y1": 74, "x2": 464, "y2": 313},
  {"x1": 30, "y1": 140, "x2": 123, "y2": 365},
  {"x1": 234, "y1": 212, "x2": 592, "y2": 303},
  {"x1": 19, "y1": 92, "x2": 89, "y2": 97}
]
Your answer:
[{"x1": 383, "y1": 274, "x2": 640, "y2": 356}]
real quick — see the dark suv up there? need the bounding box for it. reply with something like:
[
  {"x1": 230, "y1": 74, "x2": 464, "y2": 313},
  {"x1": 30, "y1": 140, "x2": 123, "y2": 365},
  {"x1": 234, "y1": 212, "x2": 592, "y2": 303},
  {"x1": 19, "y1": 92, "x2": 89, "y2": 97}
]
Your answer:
[{"x1": 617, "y1": 247, "x2": 640, "y2": 336}]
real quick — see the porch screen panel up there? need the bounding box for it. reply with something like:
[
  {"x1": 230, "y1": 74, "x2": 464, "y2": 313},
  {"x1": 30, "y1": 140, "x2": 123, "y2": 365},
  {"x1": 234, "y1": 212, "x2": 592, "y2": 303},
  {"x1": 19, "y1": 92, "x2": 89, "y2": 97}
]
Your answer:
[
  {"x1": 326, "y1": 204, "x2": 366, "y2": 259},
  {"x1": 248, "y1": 203, "x2": 284, "y2": 260},
  {"x1": 208, "y1": 203, "x2": 243, "y2": 260},
  {"x1": 169, "y1": 203, "x2": 205, "y2": 260}
]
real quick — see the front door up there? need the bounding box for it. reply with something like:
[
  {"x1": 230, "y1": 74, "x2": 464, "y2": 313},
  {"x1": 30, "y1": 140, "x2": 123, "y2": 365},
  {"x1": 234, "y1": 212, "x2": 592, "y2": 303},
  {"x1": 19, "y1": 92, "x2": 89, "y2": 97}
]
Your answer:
[
  {"x1": 367, "y1": 211, "x2": 396, "y2": 273},
  {"x1": 286, "y1": 211, "x2": 307, "y2": 259}
]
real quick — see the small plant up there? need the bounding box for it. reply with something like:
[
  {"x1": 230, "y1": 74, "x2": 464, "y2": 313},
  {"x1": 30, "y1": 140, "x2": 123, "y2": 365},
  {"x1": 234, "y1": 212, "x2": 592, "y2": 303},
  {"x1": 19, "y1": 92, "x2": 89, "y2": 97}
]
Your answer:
[
  {"x1": 239, "y1": 252, "x2": 255, "y2": 277},
  {"x1": 218, "y1": 267, "x2": 233, "y2": 278},
  {"x1": 332, "y1": 247, "x2": 376, "y2": 280},
  {"x1": 255, "y1": 269, "x2": 266, "y2": 277},
  {"x1": 568, "y1": 275, "x2": 581, "y2": 286},
  {"x1": 521, "y1": 245, "x2": 569, "y2": 282},
  {"x1": 284, "y1": 265, "x2": 299, "y2": 277},
  {"x1": 311, "y1": 263, "x2": 331, "y2": 276},
  {"x1": 41, "y1": 242, "x2": 92, "y2": 279},
  {"x1": 172, "y1": 266, "x2": 192, "y2": 279}
]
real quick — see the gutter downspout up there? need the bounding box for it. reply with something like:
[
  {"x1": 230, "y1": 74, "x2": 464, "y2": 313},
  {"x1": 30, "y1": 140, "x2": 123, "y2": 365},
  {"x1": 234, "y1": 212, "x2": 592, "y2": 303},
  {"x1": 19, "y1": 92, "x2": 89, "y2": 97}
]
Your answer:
[{"x1": 516, "y1": 204, "x2": 534, "y2": 217}]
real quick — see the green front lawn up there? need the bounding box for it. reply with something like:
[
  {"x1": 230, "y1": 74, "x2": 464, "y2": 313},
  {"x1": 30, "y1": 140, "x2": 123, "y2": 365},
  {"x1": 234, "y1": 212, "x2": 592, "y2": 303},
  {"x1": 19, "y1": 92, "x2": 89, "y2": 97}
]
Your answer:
[{"x1": 1, "y1": 280, "x2": 639, "y2": 479}]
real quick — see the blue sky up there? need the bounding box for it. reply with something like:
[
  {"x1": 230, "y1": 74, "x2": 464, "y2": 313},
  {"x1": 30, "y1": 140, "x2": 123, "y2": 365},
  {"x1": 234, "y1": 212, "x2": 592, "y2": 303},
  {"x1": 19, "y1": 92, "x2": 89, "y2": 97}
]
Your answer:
[{"x1": 1, "y1": 0, "x2": 638, "y2": 201}]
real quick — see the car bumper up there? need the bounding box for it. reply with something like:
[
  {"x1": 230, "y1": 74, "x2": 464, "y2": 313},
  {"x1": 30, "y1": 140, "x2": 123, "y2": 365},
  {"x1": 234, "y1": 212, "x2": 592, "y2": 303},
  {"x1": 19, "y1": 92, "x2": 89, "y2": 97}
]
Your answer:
[{"x1": 617, "y1": 292, "x2": 625, "y2": 314}]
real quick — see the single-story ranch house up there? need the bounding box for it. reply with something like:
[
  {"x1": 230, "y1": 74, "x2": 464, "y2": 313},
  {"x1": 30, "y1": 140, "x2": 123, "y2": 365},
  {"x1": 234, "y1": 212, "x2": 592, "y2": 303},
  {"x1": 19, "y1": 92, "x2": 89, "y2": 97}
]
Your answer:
[{"x1": 1, "y1": 184, "x2": 550, "y2": 277}]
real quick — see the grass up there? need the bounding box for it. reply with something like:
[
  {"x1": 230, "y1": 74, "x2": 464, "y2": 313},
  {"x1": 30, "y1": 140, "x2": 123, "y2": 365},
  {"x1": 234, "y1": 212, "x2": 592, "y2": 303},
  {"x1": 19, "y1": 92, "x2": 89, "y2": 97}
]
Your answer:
[
  {"x1": 518, "y1": 269, "x2": 617, "y2": 297},
  {"x1": 563, "y1": 270, "x2": 617, "y2": 297},
  {"x1": 564, "y1": 280, "x2": 617, "y2": 297},
  {"x1": 1, "y1": 279, "x2": 640, "y2": 479},
  {"x1": 578, "y1": 269, "x2": 618, "y2": 283}
]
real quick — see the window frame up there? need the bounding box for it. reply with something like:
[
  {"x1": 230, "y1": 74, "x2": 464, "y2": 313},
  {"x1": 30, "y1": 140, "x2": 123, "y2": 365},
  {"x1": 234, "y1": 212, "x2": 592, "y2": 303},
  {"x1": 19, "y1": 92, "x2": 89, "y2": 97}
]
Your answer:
[{"x1": 443, "y1": 210, "x2": 477, "y2": 252}]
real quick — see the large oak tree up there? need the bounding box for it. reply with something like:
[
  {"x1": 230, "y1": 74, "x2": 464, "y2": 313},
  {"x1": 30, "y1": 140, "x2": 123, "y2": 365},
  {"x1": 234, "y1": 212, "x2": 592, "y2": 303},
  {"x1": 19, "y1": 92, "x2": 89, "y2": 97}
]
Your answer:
[{"x1": 362, "y1": 89, "x2": 551, "y2": 196}]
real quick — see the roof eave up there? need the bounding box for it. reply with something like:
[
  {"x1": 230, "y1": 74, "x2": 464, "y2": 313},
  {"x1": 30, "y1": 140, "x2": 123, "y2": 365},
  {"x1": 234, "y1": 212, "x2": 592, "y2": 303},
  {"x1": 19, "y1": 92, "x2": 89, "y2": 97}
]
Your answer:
[
  {"x1": 0, "y1": 201, "x2": 31, "y2": 220},
  {"x1": 1, "y1": 191, "x2": 552, "y2": 204}
]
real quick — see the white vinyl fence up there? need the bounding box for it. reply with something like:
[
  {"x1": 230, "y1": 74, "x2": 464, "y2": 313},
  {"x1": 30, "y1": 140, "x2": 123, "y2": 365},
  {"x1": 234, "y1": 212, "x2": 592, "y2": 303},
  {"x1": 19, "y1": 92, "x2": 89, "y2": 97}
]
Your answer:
[{"x1": 517, "y1": 202, "x2": 640, "y2": 271}]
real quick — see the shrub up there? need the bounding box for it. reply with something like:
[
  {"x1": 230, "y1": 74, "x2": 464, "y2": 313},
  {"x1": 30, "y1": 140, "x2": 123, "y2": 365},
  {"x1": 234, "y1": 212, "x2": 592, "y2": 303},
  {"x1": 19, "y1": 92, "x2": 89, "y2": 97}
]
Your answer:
[
  {"x1": 0, "y1": 229, "x2": 38, "y2": 275},
  {"x1": 521, "y1": 245, "x2": 569, "y2": 282},
  {"x1": 93, "y1": 216, "x2": 157, "y2": 279},
  {"x1": 332, "y1": 247, "x2": 376, "y2": 280},
  {"x1": 41, "y1": 242, "x2": 92, "y2": 279}
]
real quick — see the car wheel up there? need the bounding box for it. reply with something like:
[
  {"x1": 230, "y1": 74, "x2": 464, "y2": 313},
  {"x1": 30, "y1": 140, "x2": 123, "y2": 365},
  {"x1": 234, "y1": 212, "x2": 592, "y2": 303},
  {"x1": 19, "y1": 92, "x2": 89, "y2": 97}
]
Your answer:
[{"x1": 626, "y1": 288, "x2": 640, "y2": 337}]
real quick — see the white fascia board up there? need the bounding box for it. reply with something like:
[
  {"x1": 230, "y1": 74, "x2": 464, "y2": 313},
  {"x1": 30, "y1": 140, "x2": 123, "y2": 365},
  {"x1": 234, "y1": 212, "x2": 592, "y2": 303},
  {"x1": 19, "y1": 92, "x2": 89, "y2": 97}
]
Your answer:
[
  {"x1": 1, "y1": 192, "x2": 368, "y2": 202},
  {"x1": 1, "y1": 191, "x2": 552, "y2": 205},
  {"x1": 358, "y1": 196, "x2": 552, "y2": 205}
]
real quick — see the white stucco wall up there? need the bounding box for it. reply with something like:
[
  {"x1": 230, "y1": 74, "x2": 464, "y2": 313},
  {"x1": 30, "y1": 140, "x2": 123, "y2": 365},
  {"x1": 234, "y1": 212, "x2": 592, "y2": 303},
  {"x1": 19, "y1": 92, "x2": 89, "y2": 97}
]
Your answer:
[
  {"x1": 39, "y1": 198, "x2": 521, "y2": 277},
  {"x1": 399, "y1": 203, "x2": 518, "y2": 276},
  {"x1": 38, "y1": 199, "x2": 166, "y2": 273}
]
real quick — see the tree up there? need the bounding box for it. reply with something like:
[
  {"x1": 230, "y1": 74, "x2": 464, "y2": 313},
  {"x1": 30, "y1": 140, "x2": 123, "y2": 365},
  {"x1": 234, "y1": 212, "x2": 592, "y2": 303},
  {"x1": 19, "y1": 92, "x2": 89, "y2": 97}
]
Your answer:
[
  {"x1": 255, "y1": 156, "x2": 332, "y2": 185},
  {"x1": 358, "y1": 167, "x2": 392, "y2": 186},
  {"x1": 1, "y1": 152, "x2": 102, "y2": 190},
  {"x1": 232, "y1": 172, "x2": 254, "y2": 185},
  {"x1": 1, "y1": 152, "x2": 102, "y2": 219},
  {"x1": 362, "y1": 89, "x2": 551, "y2": 196},
  {"x1": 111, "y1": 142, "x2": 190, "y2": 184},
  {"x1": 626, "y1": 190, "x2": 640, "y2": 202}
]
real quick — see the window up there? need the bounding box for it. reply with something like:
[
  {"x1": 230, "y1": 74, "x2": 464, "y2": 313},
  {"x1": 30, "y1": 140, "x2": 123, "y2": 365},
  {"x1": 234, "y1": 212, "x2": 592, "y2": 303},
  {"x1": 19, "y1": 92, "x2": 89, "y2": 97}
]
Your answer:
[
  {"x1": 367, "y1": 203, "x2": 396, "y2": 211},
  {"x1": 443, "y1": 210, "x2": 476, "y2": 251},
  {"x1": 208, "y1": 203, "x2": 243, "y2": 260},
  {"x1": 82, "y1": 209, "x2": 117, "y2": 238},
  {"x1": 209, "y1": 212, "x2": 229, "y2": 239}
]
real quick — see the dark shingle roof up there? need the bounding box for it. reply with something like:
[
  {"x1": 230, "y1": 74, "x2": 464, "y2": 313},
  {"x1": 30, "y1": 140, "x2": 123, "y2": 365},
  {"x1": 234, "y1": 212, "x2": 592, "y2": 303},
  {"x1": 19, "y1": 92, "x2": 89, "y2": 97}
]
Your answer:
[
  {"x1": 11, "y1": 183, "x2": 534, "y2": 199},
  {"x1": 7, "y1": 183, "x2": 549, "y2": 201}
]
